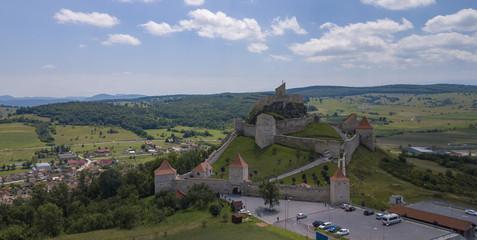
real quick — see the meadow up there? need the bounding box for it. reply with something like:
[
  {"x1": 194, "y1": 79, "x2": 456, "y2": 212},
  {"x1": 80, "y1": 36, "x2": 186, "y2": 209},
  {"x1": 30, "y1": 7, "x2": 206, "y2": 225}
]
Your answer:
[
  {"x1": 276, "y1": 162, "x2": 337, "y2": 187},
  {"x1": 0, "y1": 122, "x2": 45, "y2": 149},
  {"x1": 146, "y1": 126, "x2": 228, "y2": 141},
  {"x1": 212, "y1": 136, "x2": 318, "y2": 181}
]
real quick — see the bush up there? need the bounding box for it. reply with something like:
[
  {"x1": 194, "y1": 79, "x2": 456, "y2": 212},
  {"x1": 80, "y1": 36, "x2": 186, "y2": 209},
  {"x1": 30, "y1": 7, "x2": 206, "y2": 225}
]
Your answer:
[{"x1": 209, "y1": 203, "x2": 222, "y2": 217}]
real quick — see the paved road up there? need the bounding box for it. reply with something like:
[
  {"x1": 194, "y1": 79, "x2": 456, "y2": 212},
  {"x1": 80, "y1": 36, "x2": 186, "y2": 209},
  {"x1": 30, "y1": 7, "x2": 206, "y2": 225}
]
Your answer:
[{"x1": 269, "y1": 157, "x2": 329, "y2": 181}]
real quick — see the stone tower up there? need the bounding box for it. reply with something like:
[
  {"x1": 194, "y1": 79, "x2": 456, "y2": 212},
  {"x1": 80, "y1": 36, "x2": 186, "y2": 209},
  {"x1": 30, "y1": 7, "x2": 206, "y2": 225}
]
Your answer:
[
  {"x1": 356, "y1": 116, "x2": 375, "y2": 151},
  {"x1": 342, "y1": 113, "x2": 358, "y2": 134},
  {"x1": 330, "y1": 168, "x2": 350, "y2": 206},
  {"x1": 275, "y1": 82, "x2": 286, "y2": 96},
  {"x1": 255, "y1": 113, "x2": 277, "y2": 149},
  {"x1": 228, "y1": 154, "x2": 248, "y2": 185},
  {"x1": 154, "y1": 159, "x2": 178, "y2": 193}
]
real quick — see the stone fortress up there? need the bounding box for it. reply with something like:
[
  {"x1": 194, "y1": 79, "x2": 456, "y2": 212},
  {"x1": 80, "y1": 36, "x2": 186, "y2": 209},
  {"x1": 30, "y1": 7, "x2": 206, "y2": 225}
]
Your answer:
[{"x1": 154, "y1": 83, "x2": 375, "y2": 206}]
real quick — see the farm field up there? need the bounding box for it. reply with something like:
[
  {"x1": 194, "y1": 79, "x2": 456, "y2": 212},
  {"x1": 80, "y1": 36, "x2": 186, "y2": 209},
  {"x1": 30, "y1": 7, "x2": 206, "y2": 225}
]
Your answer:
[
  {"x1": 0, "y1": 123, "x2": 45, "y2": 149},
  {"x1": 54, "y1": 125, "x2": 140, "y2": 145},
  {"x1": 212, "y1": 136, "x2": 317, "y2": 181},
  {"x1": 146, "y1": 126, "x2": 228, "y2": 141},
  {"x1": 377, "y1": 130, "x2": 477, "y2": 147},
  {"x1": 53, "y1": 209, "x2": 303, "y2": 240}
]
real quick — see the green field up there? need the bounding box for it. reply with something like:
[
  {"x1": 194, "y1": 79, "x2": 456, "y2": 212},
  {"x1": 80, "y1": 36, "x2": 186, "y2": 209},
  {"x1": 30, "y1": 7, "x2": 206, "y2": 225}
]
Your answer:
[
  {"x1": 276, "y1": 162, "x2": 337, "y2": 187},
  {"x1": 377, "y1": 130, "x2": 477, "y2": 147},
  {"x1": 54, "y1": 125, "x2": 140, "y2": 145},
  {"x1": 288, "y1": 123, "x2": 343, "y2": 143},
  {"x1": 212, "y1": 136, "x2": 316, "y2": 181},
  {"x1": 347, "y1": 146, "x2": 476, "y2": 210},
  {"x1": 146, "y1": 126, "x2": 228, "y2": 141},
  {"x1": 0, "y1": 123, "x2": 45, "y2": 149},
  {"x1": 406, "y1": 158, "x2": 457, "y2": 174},
  {"x1": 53, "y1": 209, "x2": 304, "y2": 240}
]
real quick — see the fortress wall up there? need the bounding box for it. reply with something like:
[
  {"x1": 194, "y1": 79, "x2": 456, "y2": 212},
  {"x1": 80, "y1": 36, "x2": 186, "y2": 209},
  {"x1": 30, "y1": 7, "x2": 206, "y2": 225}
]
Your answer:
[
  {"x1": 275, "y1": 117, "x2": 313, "y2": 134},
  {"x1": 206, "y1": 130, "x2": 237, "y2": 165},
  {"x1": 251, "y1": 94, "x2": 303, "y2": 110},
  {"x1": 343, "y1": 134, "x2": 359, "y2": 164},
  {"x1": 174, "y1": 178, "x2": 230, "y2": 194},
  {"x1": 242, "y1": 182, "x2": 330, "y2": 202},
  {"x1": 243, "y1": 124, "x2": 256, "y2": 137},
  {"x1": 274, "y1": 135, "x2": 340, "y2": 159}
]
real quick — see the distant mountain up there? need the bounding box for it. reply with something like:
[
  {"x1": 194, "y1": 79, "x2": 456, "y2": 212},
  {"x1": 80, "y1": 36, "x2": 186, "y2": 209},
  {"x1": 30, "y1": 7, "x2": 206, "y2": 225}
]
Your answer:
[{"x1": 0, "y1": 94, "x2": 148, "y2": 107}]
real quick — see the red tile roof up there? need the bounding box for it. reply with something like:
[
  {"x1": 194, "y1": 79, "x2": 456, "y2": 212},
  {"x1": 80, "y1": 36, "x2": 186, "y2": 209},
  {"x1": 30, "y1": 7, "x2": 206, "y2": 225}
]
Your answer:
[
  {"x1": 175, "y1": 190, "x2": 186, "y2": 200},
  {"x1": 330, "y1": 168, "x2": 349, "y2": 181},
  {"x1": 229, "y1": 154, "x2": 248, "y2": 168},
  {"x1": 192, "y1": 162, "x2": 212, "y2": 172},
  {"x1": 389, "y1": 205, "x2": 475, "y2": 231},
  {"x1": 356, "y1": 116, "x2": 373, "y2": 129},
  {"x1": 232, "y1": 201, "x2": 243, "y2": 208},
  {"x1": 342, "y1": 113, "x2": 356, "y2": 124},
  {"x1": 154, "y1": 159, "x2": 177, "y2": 175}
]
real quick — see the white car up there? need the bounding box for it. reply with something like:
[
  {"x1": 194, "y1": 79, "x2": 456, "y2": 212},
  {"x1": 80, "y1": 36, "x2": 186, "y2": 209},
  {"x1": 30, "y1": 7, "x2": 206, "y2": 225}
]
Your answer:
[
  {"x1": 465, "y1": 209, "x2": 477, "y2": 216},
  {"x1": 319, "y1": 222, "x2": 332, "y2": 230},
  {"x1": 340, "y1": 204, "x2": 349, "y2": 209},
  {"x1": 239, "y1": 209, "x2": 251, "y2": 215},
  {"x1": 336, "y1": 229, "x2": 350, "y2": 236},
  {"x1": 296, "y1": 213, "x2": 307, "y2": 219}
]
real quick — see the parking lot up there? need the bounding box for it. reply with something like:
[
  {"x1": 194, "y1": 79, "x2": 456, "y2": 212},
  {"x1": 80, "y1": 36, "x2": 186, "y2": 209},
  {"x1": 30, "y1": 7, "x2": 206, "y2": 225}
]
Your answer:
[{"x1": 226, "y1": 195, "x2": 453, "y2": 240}]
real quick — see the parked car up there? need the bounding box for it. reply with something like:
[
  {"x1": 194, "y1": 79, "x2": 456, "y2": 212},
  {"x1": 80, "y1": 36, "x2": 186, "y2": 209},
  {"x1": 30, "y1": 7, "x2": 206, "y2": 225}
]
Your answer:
[
  {"x1": 296, "y1": 213, "x2": 307, "y2": 219},
  {"x1": 313, "y1": 220, "x2": 324, "y2": 228},
  {"x1": 364, "y1": 209, "x2": 374, "y2": 215},
  {"x1": 376, "y1": 213, "x2": 384, "y2": 220},
  {"x1": 318, "y1": 222, "x2": 333, "y2": 230},
  {"x1": 239, "y1": 209, "x2": 251, "y2": 215},
  {"x1": 465, "y1": 209, "x2": 477, "y2": 216},
  {"x1": 328, "y1": 225, "x2": 341, "y2": 233},
  {"x1": 340, "y1": 204, "x2": 349, "y2": 209},
  {"x1": 336, "y1": 229, "x2": 350, "y2": 236},
  {"x1": 345, "y1": 206, "x2": 356, "y2": 212},
  {"x1": 382, "y1": 213, "x2": 401, "y2": 226}
]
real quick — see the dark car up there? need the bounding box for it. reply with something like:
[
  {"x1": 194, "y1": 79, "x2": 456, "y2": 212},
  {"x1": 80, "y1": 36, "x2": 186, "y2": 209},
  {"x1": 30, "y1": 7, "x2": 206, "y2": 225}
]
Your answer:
[
  {"x1": 313, "y1": 220, "x2": 324, "y2": 228},
  {"x1": 345, "y1": 206, "x2": 356, "y2": 212},
  {"x1": 364, "y1": 209, "x2": 374, "y2": 215}
]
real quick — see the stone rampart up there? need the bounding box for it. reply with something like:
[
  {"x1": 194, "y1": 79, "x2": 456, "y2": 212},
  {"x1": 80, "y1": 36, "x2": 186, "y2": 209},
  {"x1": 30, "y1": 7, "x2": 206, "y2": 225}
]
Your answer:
[
  {"x1": 206, "y1": 130, "x2": 237, "y2": 165},
  {"x1": 274, "y1": 135, "x2": 340, "y2": 159},
  {"x1": 251, "y1": 94, "x2": 303, "y2": 110},
  {"x1": 243, "y1": 124, "x2": 256, "y2": 137},
  {"x1": 343, "y1": 134, "x2": 359, "y2": 164},
  {"x1": 241, "y1": 182, "x2": 330, "y2": 202},
  {"x1": 275, "y1": 117, "x2": 313, "y2": 134},
  {"x1": 174, "y1": 178, "x2": 230, "y2": 194}
]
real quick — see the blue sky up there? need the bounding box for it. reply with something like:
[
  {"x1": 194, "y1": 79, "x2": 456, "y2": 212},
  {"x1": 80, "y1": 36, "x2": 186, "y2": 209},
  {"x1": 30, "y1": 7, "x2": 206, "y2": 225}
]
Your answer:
[{"x1": 1, "y1": 0, "x2": 477, "y2": 97}]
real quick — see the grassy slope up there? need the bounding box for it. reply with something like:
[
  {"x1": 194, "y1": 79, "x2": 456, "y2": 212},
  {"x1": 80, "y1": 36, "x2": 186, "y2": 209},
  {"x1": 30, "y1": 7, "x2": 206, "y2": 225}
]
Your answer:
[
  {"x1": 146, "y1": 126, "x2": 228, "y2": 141},
  {"x1": 54, "y1": 125, "x2": 140, "y2": 145},
  {"x1": 0, "y1": 123, "x2": 45, "y2": 149},
  {"x1": 407, "y1": 158, "x2": 457, "y2": 174},
  {"x1": 53, "y1": 209, "x2": 304, "y2": 240},
  {"x1": 276, "y1": 162, "x2": 337, "y2": 187},
  {"x1": 212, "y1": 136, "x2": 314, "y2": 181},
  {"x1": 347, "y1": 146, "x2": 475, "y2": 211},
  {"x1": 288, "y1": 123, "x2": 343, "y2": 144}
]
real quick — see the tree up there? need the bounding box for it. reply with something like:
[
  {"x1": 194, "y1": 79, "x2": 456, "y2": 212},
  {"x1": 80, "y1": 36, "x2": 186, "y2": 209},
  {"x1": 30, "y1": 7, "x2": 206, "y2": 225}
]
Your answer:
[
  {"x1": 34, "y1": 203, "x2": 63, "y2": 237},
  {"x1": 209, "y1": 202, "x2": 222, "y2": 217},
  {"x1": 258, "y1": 180, "x2": 280, "y2": 210},
  {"x1": 98, "y1": 168, "x2": 123, "y2": 199}
]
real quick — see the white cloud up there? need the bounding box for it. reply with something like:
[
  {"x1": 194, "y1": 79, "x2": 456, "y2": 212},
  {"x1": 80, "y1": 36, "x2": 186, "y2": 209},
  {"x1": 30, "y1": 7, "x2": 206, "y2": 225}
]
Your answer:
[
  {"x1": 54, "y1": 9, "x2": 119, "y2": 28},
  {"x1": 269, "y1": 17, "x2": 307, "y2": 36},
  {"x1": 247, "y1": 43, "x2": 268, "y2": 53},
  {"x1": 101, "y1": 34, "x2": 141, "y2": 46},
  {"x1": 140, "y1": 21, "x2": 182, "y2": 36},
  {"x1": 184, "y1": 0, "x2": 204, "y2": 6},
  {"x1": 423, "y1": 8, "x2": 477, "y2": 33},
  {"x1": 142, "y1": 9, "x2": 265, "y2": 41},
  {"x1": 41, "y1": 64, "x2": 55, "y2": 69},
  {"x1": 268, "y1": 55, "x2": 293, "y2": 61},
  {"x1": 116, "y1": 0, "x2": 157, "y2": 2},
  {"x1": 179, "y1": 9, "x2": 265, "y2": 40},
  {"x1": 289, "y1": 18, "x2": 413, "y2": 58},
  {"x1": 79, "y1": 44, "x2": 87, "y2": 48},
  {"x1": 361, "y1": 0, "x2": 435, "y2": 10}
]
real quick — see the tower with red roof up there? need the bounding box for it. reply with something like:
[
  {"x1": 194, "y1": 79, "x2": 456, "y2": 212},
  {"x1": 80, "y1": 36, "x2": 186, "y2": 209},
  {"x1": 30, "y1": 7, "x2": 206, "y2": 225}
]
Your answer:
[
  {"x1": 356, "y1": 116, "x2": 375, "y2": 151},
  {"x1": 228, "y1": 154, "x2": 249, "y2": 185},
  {"x1": 154, "y1": 159, "x2": 178, "y2": 193},
  {"x1": 330, "y1": 168, "x2": 350, "y2": 205}
]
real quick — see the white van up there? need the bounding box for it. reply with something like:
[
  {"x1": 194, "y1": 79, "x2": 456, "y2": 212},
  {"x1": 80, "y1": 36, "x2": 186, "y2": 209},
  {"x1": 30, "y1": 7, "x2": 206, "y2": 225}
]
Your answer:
[{"x1": 382, "y1": 214, "x2": 401, "y2": 226}]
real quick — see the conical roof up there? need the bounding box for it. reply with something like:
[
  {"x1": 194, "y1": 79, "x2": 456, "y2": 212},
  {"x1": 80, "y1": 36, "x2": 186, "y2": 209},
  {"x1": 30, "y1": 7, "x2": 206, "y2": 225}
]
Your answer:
[
  {"x1": 356, "y1": 116, "x2": 373, "y2": 129},
  {"x1": 154, "y1": 159, "x2": 177, "y2": 175},
  {"x1": 229, "y1": 154, "x2": 248, "y2": 168},
  {"x1": 342, "y1": 113, "x2": 356, "y2": 124},
  {"x1": 330, "y1": 168, "x2": 349, "y2": 181}
]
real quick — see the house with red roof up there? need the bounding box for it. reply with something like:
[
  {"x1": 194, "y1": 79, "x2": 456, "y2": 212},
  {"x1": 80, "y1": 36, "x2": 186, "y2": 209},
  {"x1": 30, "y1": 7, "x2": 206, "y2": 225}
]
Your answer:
[{"x1": 191, "y1": 162, "x2": 213, "y2": 178}]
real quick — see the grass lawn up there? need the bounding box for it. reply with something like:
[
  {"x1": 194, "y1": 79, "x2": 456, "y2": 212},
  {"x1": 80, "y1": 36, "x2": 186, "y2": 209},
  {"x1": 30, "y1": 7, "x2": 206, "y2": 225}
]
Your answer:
[
  {"x1": 276, "y1": 162, "x2": 337, "y2": 187},
  {"x1": 406, "y1": 158, "x2": 457, "y2": 174},
  {"x1": 212, "y1": 136, "x2": 316, "y2": 181},
  {"x1": 348, "y1": 146, "x2": 477, "y2": 210},
  {"x1": 288, "y1": 123, "x2": 343, "y2": 144},
  {"x1": 53, "y1": 209, "x2": 304, "y2": 240},
  {"x1": 0, "y1": 123, "x2": 45, "y2": 149},
  {"x1": 54, "y1": 125, "x2": 140, "y2": 145}
]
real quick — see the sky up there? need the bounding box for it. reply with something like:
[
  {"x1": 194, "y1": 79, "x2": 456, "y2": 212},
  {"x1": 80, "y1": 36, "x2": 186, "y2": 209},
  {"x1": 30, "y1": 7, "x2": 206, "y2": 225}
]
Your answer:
[{"x1": 1, "y1": 0, "x2": 477, "y2": 97}]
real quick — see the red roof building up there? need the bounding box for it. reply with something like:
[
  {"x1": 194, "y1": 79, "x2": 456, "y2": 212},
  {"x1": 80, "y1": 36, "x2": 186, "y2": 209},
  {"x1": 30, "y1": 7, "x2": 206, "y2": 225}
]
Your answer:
[
  {"x1": 229, "y1": 154, "x2": 248, "y2": 168},
  {"x1": 191, "y1": 162, "x2": 213, "y2": 178},
  {"x1": 96, "y1": 149, "x2": 111, "y2": 153},
  {"x1": 154, "y1": 159, "x2": 177, "y2": 176},
  {"x1": 356, "y1": 116, "x2": 373, "y2": 129},
  {"x1": 330, "y1": 168, "x2": 349, "y2": 181}
]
